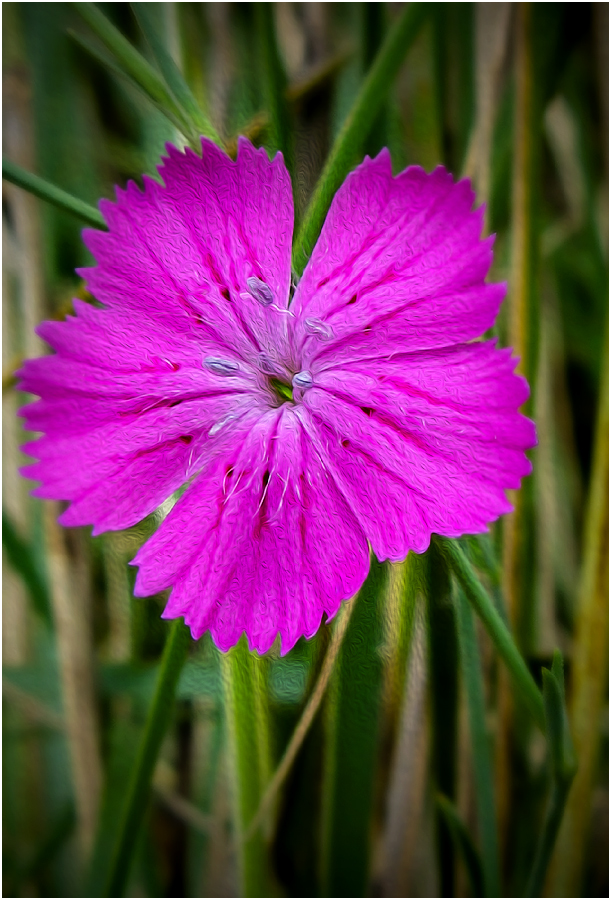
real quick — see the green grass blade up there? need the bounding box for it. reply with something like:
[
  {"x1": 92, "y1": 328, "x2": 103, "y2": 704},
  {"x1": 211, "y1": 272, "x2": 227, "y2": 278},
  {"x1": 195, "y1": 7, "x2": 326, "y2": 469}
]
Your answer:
[
  {"x1": 505, "y1": 0, "x2": 539, "y2": 653},
  {"x1": 436, "y1": 793, "x2": 485, "y2": 898},
  {"x1": 320, "y1": 558, "x2": 388, "y2": 896},
  {"x1": 2, "y1": 158, "x2": 105, "y2": 229},
  {"x1": 19, "y1": 1, "x2": 104, "y2": 284},
  {"x1": 222, "y1": 637, "x2": 273, "y2": 897},
  {"x1": 2, "y1": 508, "x2": 53, "y2": 628},
  {"x1": 130, "y1": 3, "x2": 221, "y2": 144},
  {"x1": 524, "y1": 776, "x2": 574, "y2": 899},
  {"x1": 427, "y1": 543, "x2": 458, "y2": 896},
  {"x1": 523, "y1": 658, "x2": 576, "y2": 897},
  {"x1": 544, "y1": 656, "x2": 567, "y2": 775},
  {"x1": 436, "y1": 537, "x2": 546, "y2": 732},
  {"x1": 359, "y1": 2, "x2": 390, "y2": 159},
  {"x1": 254, "y1": 3, "x2": 294, "y2": 179},
  {"x1": 432, "y1": 4, "x2": 451, "y2": 168},
  {"x1": 462, "y1": 533, "x2": 507, "y2": 619},
  {"x1": 101, "y1": 619, "x2": 190, "y2": 897},
  {"x1": 550, "y1": 333, "x2": 608, "y2": 895},
  {"x1": 68, "y1": 28, "x2": 189, "y2": 140},
  {"x1": 84, "y1": 712, "x2": 142, "y2": 896},
  {"x1": 73, "y1": 2, "x2": 196, "y2": 144},
  {"x1": 432, "y1": 4, "x2": 475, "y2": 174},
  {"x1": 455, "y1": 584, "x2": 501, "y2": 897},
  {"x1": 292, "y1": 2, "x2": 428, "y2": 275}
]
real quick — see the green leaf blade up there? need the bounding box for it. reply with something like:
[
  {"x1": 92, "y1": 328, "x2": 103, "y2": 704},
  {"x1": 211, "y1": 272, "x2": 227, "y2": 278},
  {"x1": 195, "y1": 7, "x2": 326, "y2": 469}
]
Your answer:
[
  {"x1": 436, "y1": 536, "x2": 546, "y2": 732},
  {"x1": 2, "y1": 158, "x2": 106, "y2": 229},
  {"x1": 73, "y1": 2, "x2": 196, "y2": 144},
  {"x1": 130, "y1": 3, "x2": 221, "y2": 145},
  {"x1": 98, "y1": 619, "x2": 190, "y2": 898}
]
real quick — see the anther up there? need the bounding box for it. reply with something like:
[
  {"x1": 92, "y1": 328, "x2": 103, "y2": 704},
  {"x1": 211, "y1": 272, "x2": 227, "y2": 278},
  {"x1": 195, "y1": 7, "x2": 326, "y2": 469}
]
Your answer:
[
  {"x1": 246, "y1": 276, "x2": 274, "y2": 307},
  {"x1": 304, "y1": 317, "x2": 334, "y2": 341},
  {"x1": 292, "y1": 370, "x2": 313, "y2": 390},
  {"x1": 204, "y1": 356, "x2": 240, "y2": 376}
]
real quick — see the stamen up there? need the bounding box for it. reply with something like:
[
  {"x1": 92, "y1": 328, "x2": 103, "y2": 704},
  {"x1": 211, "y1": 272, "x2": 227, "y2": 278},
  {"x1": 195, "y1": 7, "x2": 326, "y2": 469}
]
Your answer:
[
  {"x1": 292, "y1": 370, "x2": 313, "y2": 390},
  {"x1": 241, "y1": 283, "x2": 295, "y2": 318},
  {"x1": 209, "y1": 413, "x2": 236, "y2": 437},
  {"x1": 246, "y1": 276, "x2": 274, "y2": 306},
  {"x1": 270, "y1": 304, "x2": 295, "y2": 317},
  {"x1": 304, "y1": 316, "x2": 334, "y2": 341},
  {"x1": 204, "y1": 356, "x2": 240, "y2": 376}
]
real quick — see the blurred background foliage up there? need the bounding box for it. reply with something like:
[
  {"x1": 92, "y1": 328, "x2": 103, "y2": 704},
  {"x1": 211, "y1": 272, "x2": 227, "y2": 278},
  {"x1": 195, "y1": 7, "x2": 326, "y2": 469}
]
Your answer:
[{"x1": 2, "y1": 2, "x2": 608, "y2": 897}]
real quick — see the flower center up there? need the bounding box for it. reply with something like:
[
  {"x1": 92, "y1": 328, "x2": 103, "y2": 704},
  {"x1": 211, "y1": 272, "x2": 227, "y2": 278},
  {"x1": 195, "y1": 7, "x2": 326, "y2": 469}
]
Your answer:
[
  {"x1": 270, "y1": 377, "x2": 293, "y2": 403},
  {"x1": 268, "y1": 370, "x2": 313, "y2": 404}
]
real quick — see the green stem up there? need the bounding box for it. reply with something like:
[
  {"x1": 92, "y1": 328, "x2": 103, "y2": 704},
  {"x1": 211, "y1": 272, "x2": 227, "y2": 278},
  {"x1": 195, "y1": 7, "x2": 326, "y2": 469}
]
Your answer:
[
  {"x1": 427, "y1": 544, "x2": 458, "y2": 897},
  {"x1": 2, "y1": 158, "x2": 106, "y2": 229},
  {"x1": 455, "y1": 585, "x2": 501, "y2": 897},
  {"x1": 436, "y1": 537, "x2": 546, "y2": 732},
  {"x1": 103, "y1": 619, "x2": 190, "y2": 897},
  {"x1": 292, "y1": 2, "x2": 427, "y2": 275},
  {"x1": 221, "y1": 638, "x2": 272, "y2": 897},
  {"x1": 243, "y1": 598, "x2": 355, "y2": 843},
  {"x1": 320, "y1": 558, "x2": 388, "y2": 896}
]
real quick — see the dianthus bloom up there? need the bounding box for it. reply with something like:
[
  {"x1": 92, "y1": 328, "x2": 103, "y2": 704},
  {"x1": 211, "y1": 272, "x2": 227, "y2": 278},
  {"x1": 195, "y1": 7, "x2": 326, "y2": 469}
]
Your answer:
[{"x1": 19, "y1": 138, "x2": 536, "y2": 654}]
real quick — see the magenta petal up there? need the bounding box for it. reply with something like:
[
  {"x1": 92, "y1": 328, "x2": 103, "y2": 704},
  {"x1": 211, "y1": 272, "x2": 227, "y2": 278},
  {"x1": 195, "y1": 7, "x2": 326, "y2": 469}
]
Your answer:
[
  {"x1": 34, "y1": 300, "x2": 252, "y2": 385},
  {"x1": 58, "y1": 439, "x2": 198, "y2": 535},
  {"x1": 299, "y1": 341, "x2": 534, "y2": 560},
  {"x1": 305, "y1": 282, "x2": 505, "y2": 372},
  {"x1": 133, "y1": 408, "x2": 369, "y2": 654},
  {"x1": 23, "y1": 394, "x2": 261, "y2": 533},
  {"x1": 292, "y1": 153, "x2": 497, "y2": 365},
  {"x1": 297, "y1": 406, "x2": 431, "y2": 560},
  {"x1": 80, "y1": 138, "x2": 293, "y2": 365}
]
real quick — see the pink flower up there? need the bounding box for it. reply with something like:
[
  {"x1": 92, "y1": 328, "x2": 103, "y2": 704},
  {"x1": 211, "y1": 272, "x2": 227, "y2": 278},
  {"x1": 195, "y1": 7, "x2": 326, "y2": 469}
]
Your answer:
[{"x1": 19, "y1": 138, "x2": 536, "y2": 654}]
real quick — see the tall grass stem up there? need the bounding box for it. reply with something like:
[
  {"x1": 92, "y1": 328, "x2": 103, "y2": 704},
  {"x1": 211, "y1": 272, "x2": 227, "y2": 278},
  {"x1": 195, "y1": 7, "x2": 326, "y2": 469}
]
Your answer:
[
  {"x1": 292, "y1": 2, "x2": 427, "y2": 275},
  {"x1": 103, "y1": 619, "x2": 190, "y2": 897}
]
